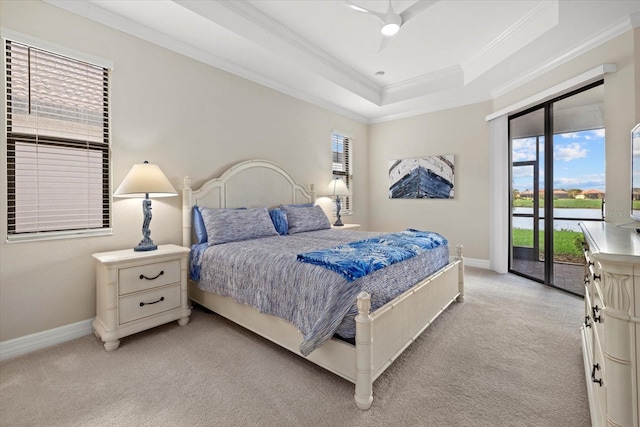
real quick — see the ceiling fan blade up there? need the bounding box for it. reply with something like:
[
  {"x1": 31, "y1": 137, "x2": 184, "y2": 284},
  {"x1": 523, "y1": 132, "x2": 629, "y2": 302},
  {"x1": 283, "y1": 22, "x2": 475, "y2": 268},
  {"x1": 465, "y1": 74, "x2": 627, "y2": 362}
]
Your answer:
[
  {"x1": 378, "y1": 35, "x2": 393, "y2": 52},
  {"x1": 344, "y1": 0, "x2": 387, "y2": 21},
  {"x1": 400, "y1": 0, "x2": 439, "y2": 24}
]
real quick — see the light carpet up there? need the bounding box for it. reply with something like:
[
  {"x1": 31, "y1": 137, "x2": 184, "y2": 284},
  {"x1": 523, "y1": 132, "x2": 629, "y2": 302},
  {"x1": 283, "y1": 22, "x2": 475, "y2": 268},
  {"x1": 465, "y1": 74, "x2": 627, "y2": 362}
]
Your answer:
[{"x1": 0, "y1": 267, "x2": 590, "y2": 427}]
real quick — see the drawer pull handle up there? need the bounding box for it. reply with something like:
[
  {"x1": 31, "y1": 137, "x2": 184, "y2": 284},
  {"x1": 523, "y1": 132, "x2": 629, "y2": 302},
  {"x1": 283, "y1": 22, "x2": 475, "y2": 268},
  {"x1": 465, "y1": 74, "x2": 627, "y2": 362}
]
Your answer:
[
  {"x1": 592, "y1": 273, "x2": 600, "y2": 281},
  {"x1": 592, "y1": 305, "x2": 602, "y2": 323},
  {"x1": 140, "y1": 296, "x2": 165, "y2": 307},
  {"x1": 584, "y1": 316, "x2": 591, "y2": 328},
  {"x1": 139, "y1": 271, "x2": 164, "y2": 280},
  {"x1": 588, "y1": 261, "x2": 594, "y2": 267},
  {"x1": 591, "y1": 363, "x2": 603, "y2": 386},
  {"x1": 583, "y1": 275, "x2": 589, "y2": 285}
]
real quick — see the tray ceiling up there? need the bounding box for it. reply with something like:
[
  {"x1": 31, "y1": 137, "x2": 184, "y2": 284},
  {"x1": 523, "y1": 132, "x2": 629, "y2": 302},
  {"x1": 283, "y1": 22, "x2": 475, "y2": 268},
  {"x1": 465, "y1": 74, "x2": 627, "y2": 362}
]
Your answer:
[{"x1": 46, "y1": 0, "x2": 640, "y2": 123}]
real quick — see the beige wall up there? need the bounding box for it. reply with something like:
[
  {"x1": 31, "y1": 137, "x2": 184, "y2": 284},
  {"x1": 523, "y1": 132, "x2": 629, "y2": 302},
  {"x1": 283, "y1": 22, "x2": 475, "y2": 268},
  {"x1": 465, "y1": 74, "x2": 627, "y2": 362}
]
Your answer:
[
  {"x1": 636, "y1": 28, "x2": 640, "y2": 123},
  {"x1": 368, "y1": 102, "x2": 492, "y2": 262},
  {"x1": 365, "y1": 29, "x2": 638, "y2": 267},
  {"x1": 0, "y1": 1, "x2": 368, "y2": 342},
  {"x1": 1, "y1": 1, "x2": 638, "y2": 344}
]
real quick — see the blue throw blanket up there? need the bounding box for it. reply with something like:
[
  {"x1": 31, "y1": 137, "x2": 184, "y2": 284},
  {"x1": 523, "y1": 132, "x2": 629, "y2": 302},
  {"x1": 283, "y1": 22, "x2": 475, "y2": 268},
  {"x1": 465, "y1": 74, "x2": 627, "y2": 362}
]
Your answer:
[{"x1": 297, "y1": 229, "x2": 447, "y2": 281}]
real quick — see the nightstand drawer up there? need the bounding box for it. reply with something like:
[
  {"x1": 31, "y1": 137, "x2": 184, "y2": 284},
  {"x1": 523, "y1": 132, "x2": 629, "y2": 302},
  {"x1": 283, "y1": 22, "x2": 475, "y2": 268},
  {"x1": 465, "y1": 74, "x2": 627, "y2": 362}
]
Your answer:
[
  {"x1": 119, "y1": 260, "x2": 180, "y2": 295},
  {"x1": 119, "y1": 284, "x2": 181, "y2": 324}
]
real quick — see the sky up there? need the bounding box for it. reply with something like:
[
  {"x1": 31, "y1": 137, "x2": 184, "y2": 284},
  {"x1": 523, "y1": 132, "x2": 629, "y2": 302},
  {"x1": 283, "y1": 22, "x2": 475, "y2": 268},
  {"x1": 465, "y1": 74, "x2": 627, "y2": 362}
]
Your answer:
[{"x1": 512, "y1": 129, "x2": 606, "y2": 193}]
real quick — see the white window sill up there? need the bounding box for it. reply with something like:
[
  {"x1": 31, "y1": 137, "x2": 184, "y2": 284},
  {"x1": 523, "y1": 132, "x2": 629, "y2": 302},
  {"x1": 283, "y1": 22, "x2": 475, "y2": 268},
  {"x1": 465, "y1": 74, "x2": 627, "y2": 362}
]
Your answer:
[{"x1": 6, "y1": 228, "x2": 114, "y2": 243}]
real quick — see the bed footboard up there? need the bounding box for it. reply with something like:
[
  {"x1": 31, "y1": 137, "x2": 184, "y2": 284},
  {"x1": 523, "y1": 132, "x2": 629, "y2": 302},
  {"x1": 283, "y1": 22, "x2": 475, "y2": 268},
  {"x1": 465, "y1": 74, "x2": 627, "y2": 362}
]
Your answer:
[{"x1": 354, "y1": 245, "x2": 464, "y2": 410}]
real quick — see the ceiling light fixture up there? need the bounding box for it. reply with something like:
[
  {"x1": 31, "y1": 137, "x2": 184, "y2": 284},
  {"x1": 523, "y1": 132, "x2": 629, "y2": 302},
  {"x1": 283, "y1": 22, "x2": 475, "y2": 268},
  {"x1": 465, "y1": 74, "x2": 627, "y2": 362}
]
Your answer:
[
  {"x1": 381, "y1": 22, "x2": 400, "y2": 36},
  {"x1": 346, "y1": 0, "x2": 439, "y2": 51}
]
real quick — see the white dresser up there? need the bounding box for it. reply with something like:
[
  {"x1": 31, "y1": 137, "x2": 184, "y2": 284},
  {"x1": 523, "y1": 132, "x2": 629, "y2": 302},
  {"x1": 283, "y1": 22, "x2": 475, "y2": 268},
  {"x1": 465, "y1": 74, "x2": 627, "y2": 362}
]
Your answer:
[
  {"x1": 92, "y1": 244, "x2": 191, "y2": 351},
  {"x1": 580, "y1": 222, "x2": 640, "y2": 427}
]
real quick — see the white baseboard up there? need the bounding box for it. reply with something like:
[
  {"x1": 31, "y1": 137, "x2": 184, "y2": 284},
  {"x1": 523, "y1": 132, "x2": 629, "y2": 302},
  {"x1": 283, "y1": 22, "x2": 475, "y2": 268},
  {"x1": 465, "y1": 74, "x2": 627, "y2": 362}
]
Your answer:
[
  {"x1": 0, "y1": 258, "x2": 492, "y2": 361},
  {"x1": 0, "y1": 318, "x2": 94, "y2": 361},
  {"x1": 463, "y1": 257, "x2": 491, "y2": 270}
]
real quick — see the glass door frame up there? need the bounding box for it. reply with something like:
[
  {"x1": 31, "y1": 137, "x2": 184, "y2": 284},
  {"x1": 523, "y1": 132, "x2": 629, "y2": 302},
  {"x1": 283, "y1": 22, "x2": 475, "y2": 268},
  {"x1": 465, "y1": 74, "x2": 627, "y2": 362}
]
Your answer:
[{"x1": 508, "y1": 79, "x2": 604, "y2": 291}]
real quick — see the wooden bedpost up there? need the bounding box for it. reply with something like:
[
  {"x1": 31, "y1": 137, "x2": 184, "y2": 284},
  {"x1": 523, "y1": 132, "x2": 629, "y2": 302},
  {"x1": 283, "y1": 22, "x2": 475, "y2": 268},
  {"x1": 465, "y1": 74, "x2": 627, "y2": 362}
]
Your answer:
[
  {"x1": 310, "y1": 183, "x2": 316, "y2": 204},
  {"x1": 183, "y1": 176, "x2": 192, "y2": 248},
  {"x1": 355, "y1": 291, "x2": 373, "y2": 410},
  {"x1": 456, "y1": 244, "x2": 465, "y2": 302}
]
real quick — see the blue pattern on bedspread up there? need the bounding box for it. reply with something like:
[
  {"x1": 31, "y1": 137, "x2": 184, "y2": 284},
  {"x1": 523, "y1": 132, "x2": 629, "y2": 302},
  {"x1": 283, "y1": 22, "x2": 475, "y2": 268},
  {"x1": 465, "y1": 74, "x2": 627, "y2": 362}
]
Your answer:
[
  {"x1": 190, "y1": 242, "x2": 209, "y2": 282},
  {"x1": 297, "y1": 230, "x2": 448, "y2": 281},
  {"x1": 192, "y1": 229, "x2": 450, "y2": 356}
]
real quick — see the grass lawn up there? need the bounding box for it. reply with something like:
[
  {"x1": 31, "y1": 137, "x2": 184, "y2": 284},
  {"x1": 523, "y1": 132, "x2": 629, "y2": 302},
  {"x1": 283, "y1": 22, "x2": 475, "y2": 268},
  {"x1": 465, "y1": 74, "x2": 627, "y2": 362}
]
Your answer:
[
  {"x1": 513, "y1": 198, "x2": 603, "y2": 208},
  {"x1": 512, "y1": 227, "x2": 584, "y2": 263}
]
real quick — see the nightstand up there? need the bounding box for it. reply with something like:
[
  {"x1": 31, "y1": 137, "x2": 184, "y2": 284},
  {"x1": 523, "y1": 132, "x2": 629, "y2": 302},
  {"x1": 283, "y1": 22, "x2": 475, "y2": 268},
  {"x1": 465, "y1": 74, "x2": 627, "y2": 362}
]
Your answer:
[
  {"x1": 92, "y1": 244, "x2": 191, "y2": 351},
  {"x1": 332, "y1": 223, "x2": 361, "y2": 230}
]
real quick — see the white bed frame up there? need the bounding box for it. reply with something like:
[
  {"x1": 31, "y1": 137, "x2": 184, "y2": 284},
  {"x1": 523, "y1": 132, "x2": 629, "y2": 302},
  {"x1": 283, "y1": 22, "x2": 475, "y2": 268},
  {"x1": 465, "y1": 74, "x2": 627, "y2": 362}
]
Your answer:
[{"x1": 182, "y1": 159, "x2": 464, "y2": 410}]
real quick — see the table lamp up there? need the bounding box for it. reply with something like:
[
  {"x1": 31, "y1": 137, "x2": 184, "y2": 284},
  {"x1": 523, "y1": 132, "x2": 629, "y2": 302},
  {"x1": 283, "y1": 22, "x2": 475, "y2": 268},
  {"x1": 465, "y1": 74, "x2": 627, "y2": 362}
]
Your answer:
[
  {"x1": 114, "y1": 161, "x2": 177, "y2": 251},
  {"x1": 326, "y1": 177, "x2": 351, "y2": 226}
]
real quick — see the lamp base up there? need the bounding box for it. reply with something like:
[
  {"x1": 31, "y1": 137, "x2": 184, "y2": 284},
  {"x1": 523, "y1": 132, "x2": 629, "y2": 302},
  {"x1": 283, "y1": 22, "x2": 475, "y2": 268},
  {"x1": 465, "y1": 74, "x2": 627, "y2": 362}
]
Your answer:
[
  {"x1": 135, "y1": 197, "x2": 157, "y2": 251},
  {"x1": 134, "y1": 237, "x2": 157, "y2": 252},
  {"x1": 334, "y1": 196, "x2": 344, "y2": 227}
]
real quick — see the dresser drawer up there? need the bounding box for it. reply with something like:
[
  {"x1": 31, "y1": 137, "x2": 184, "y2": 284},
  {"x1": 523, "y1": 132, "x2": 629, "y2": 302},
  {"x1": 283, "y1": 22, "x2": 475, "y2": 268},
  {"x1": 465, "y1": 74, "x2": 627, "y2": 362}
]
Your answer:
[
  {"x1": 119, "y1": 284, "x2": 181, "y2": 324},
  {"x1": 119, "y1": 260, "x2": 181, "y2": 295},
  {"x1": 592, "y1": 341, "x2": 607, "y2": 427}
]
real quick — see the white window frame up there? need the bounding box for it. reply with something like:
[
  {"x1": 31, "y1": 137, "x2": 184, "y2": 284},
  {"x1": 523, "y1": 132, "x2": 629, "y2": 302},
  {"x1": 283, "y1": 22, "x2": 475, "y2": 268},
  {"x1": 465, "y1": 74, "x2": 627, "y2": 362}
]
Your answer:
[
  {"x1": 4, "y1": 35, "x2": 112, "y2": 242},
  {"x1": 331, "y1": 130, "x2": 352, "y2": 215}
]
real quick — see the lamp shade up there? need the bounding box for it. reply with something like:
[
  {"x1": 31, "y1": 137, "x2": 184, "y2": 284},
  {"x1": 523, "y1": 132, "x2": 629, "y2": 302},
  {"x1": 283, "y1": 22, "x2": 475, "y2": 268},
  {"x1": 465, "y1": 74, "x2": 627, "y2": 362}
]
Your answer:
[
  {"x1": 326, "y1": 178, "x2": 351, "y2": 197},
  {"x1": 114, "y1": 162, "x2": 177, "y2": 198}
]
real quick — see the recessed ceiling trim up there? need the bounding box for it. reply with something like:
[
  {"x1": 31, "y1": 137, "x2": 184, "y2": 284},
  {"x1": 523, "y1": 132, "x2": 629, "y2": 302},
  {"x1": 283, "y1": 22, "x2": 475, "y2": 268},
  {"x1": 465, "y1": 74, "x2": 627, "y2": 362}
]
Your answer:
[
  {"x1": 490, "y1": 15, "x2": 636, "y2": 99},
  {"x1": 462, "y1": 0, "x2": 559, "y2": 85},
  {"x1": 371, "y1": 91, "x2": 493, "y2": 124},
  {"x1": 179, "y1": 0, "x2": 383, "y2": 104},
  {"x1": 44, "y1": 0, "x2": 370, "y2": 123},
  {"x1": 382, "y1": 65, "x2": 464, "y2": 105}
]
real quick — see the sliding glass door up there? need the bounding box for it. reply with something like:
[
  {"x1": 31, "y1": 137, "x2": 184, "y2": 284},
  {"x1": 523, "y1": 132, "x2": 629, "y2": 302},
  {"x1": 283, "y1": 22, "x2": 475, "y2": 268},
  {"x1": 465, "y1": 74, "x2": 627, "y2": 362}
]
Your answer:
[{"x1": 509, "y1": 81, "x2": 605, "y2": 295}]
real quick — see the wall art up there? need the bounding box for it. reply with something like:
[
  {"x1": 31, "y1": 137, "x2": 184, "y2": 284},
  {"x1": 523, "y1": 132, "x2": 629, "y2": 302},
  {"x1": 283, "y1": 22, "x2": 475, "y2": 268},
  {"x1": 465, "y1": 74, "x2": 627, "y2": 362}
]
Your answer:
[{"x1": 388, "y1": 155, "x2": 454, "y2": 199}]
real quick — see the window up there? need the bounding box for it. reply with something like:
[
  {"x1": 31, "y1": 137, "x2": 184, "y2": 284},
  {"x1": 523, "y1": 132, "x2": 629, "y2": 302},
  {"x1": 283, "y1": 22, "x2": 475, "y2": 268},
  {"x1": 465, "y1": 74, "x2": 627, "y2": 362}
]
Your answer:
[
  {"x1": 5, "y1": 40, "x2": 111, "y2": 240},
  {"x1": 331, "y1": 131, "x2": 352, "y2": 213}
]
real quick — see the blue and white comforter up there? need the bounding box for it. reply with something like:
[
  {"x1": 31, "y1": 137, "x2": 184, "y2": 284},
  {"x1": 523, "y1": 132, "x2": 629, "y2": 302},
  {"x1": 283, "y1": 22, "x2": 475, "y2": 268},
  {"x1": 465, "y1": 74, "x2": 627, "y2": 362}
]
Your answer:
[
  {"x1": 192, "y1": 229, "x2": 449, "y2": 356},
  {"x1": 297, "y1": 229, "x2": 447, "y2": 281}
]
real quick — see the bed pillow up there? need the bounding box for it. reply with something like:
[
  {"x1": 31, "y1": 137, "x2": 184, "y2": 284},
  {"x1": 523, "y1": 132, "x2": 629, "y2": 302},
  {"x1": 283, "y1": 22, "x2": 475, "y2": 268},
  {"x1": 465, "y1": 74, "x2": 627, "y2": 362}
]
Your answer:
[
  {"x1": 269, "y1": 208, "x2": 289, "y2": 235},
  {"x1": 200, "y1": 206, "x2": 278, "y2": 245},
  {"x1": 282, "y1": 205, "x2": 331, "y2": 234},
  {"x1": 193, "y1": 206, "x2": 208, "y2": 244},
  {"x1": 282, "y1": 202, "x2": 314, "y2": 208}
]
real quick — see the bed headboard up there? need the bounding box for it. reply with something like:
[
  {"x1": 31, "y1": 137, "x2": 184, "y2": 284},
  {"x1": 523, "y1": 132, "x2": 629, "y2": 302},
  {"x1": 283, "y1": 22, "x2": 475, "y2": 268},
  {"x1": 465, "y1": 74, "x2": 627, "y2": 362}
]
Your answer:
[{"x1": 182, "y1": 159, "x2": 315, "y2": 247}]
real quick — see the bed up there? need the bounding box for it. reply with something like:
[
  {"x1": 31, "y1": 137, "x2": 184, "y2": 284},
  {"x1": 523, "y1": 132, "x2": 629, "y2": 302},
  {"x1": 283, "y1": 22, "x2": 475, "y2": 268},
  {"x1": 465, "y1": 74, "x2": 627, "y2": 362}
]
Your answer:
[{"x1": 182, "y1": 159, "x2": 464, "y2": 410}]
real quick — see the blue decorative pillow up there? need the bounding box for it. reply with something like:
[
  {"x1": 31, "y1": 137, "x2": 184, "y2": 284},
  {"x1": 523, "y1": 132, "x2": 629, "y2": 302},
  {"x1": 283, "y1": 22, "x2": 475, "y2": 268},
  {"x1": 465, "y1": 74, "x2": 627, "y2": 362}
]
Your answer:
[
  {"x1": 282, "y1": 202, "x2": 314, "y2": 208},
  {"x1": 200, "y1": 206, "x2": 278, "y2": 245},
  {"x1": 282, "y1": 205, "x2": 331, "y2": 234},
  {"x1": 193, "y1": 206, "x2": 208, "y2": 244},
  {"x1": 269, "y1": 208, "x2": 289, "y2": 235}
]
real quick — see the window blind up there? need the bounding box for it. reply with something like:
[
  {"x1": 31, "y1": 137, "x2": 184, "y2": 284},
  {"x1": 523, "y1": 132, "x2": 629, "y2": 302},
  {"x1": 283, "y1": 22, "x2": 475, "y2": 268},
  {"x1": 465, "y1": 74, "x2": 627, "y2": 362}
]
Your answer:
[
  {"x1": 331, "y1": 131, "x2": 352, "y2": 212},
  {"x1": 5, "y1": 40, "x2": 110, "y2": 237}
]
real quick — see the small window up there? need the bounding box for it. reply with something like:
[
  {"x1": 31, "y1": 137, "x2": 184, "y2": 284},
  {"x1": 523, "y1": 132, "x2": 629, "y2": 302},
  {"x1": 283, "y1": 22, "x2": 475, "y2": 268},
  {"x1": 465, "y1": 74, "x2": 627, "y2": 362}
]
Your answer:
[
  {"x1": 331, "y1": 131, "x2": 352, "y2": 214},
  {"x1": 5, "y1": 40, "x2": 111, "y2": 240}
]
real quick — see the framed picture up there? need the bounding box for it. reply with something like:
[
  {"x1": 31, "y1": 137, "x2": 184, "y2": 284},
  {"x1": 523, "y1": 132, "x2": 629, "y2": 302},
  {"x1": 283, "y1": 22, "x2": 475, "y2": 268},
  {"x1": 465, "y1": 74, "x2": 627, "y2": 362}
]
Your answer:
[{"x1": 388, "y1": 155, "x2": 454, "y2": 199}]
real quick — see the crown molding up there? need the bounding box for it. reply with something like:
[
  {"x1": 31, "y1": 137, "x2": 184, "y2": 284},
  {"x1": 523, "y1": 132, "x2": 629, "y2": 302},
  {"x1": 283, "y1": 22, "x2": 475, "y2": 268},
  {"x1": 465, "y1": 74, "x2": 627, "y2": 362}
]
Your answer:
[
  {"x1": 45, "y1": 0, "x2": 371, "y2": 124},
  {"x1": 179, "y1": 0, "x2": 383, "y2": 105},
  {"x1": 490, "y1": 14, "x2": 636, "y2": 99},
  {"x1": 381, "y1": 65, "x2": 464, "y2": 105},
  {"x1": 43, "y1": 0, "x2": 640, "y2": 125},
  {"x1": 462, "y1": 0, "x2": 559, "y2": 85}
]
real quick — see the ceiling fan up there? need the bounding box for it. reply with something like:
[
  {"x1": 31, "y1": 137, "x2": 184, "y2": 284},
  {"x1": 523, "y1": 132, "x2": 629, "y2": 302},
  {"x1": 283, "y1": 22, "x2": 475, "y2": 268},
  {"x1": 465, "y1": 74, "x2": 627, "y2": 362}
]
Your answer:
[{"x1": 345, "y1": 0, "x2": 439, "y2": 51}]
